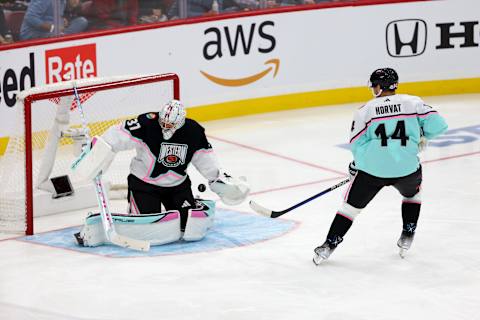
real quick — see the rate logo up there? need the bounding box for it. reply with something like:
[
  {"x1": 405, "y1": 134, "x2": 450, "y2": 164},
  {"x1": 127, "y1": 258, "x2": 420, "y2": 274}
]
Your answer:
[{"x1": 45, "y1": 44, "x2": 97, "y2": 83}]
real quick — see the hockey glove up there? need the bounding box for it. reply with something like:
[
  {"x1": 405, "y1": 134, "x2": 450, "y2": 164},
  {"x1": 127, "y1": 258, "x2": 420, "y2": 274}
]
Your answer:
[
  {"x1": 209, "y1": 172, "x2": 250, "y2": 206},
  {"x1": 418, "y1": 136, "x2": 428, "y2": 152},
  {"x1": 71, "y1": 136, "x2": 116, "y2": 181}
]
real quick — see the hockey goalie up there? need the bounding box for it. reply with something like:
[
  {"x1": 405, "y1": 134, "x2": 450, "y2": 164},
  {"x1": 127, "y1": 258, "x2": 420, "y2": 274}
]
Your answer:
[{"x1": 73, "y1": 99, "x2": 250, "y2": 247}]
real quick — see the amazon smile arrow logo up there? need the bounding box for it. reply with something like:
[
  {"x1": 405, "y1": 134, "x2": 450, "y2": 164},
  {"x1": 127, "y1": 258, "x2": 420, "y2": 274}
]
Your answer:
[{"x1": 200, "y1": 59, "x2": 280, "y2": 87}]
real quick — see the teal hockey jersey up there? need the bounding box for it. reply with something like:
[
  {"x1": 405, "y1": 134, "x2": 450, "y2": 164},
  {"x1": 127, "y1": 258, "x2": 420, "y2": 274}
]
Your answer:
[{"x1": 349, "y1": 94, "x2": 448, "y2": 178}]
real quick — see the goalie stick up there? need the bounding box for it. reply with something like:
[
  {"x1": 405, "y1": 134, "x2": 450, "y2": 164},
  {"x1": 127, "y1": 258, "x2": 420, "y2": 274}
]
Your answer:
[
  {"x1": 71, "y1": 85, "x2": 150, "y2": 252},
  {"x1": 249, "y1": 178, "x2": 350, "y2": 218}
]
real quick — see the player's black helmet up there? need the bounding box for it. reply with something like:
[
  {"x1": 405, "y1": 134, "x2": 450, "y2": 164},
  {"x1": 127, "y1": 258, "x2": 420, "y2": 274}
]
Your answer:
[{"x1": 368, "y1": 68, "x2": 399, "y2": 91}]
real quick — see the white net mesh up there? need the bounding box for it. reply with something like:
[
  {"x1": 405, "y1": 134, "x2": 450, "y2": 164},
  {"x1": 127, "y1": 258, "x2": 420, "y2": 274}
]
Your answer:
[{"x1": 0, "y1": 74, "x2": 178, "y2": 234}]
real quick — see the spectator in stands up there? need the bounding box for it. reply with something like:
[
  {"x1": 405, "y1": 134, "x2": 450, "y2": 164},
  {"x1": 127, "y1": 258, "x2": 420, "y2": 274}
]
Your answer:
[
  {"x1": 0, "y1": 6, "x2": 13, "y2": 44},
  {"x1": 269, "y1": 0, "x2": 314, "y2": 7},
  {"x1": 90, "y1": 0, "x2": 138, "y2": 29},
  {"x1": 1, "y1": 0, "x2": 28, "y2": 11},
  {"x1": 223, "y1": 0, "x2": 259, "y2": 12},
  {"x1": 64, "y1": 0, "x2": 89, "y2": 27},
  {"x1": 168, "y1": 0, "x2": 222, "y2": 19},
  {"x1": 20, "y1": 0, "x2": 88, "y2": 40},
  {"x1": 139, "y1": 1, "x2": 168, "y2": 24}
]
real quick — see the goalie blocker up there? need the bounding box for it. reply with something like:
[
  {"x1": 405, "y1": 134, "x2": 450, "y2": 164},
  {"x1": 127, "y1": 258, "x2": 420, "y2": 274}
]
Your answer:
[
  {"x1": 71, "y1": 136, "x2": 115, "y2": 180},
  {"x1": 75, "y1": 199, "x2": 215, "y2": 247}
]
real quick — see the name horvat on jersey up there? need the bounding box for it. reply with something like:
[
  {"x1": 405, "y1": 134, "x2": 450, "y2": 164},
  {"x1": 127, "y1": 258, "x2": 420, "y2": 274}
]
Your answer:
[
  {"x1": 375, "y1": 104, "x2": 401, "y2": 115},
  {"x1": 159, "y1": 143, "x2": 188, "y2": 167}
]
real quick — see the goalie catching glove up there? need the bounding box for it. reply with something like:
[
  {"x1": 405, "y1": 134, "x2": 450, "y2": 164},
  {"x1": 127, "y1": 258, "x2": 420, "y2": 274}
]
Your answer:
[{"x1": 209, "y1": 172, "x2": 250, "y2": 205}]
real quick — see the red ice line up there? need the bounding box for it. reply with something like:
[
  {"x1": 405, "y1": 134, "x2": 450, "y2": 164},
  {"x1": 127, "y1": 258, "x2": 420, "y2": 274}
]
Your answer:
[{"x1": 207, "y1": 135, "x2": 345, "y2": 175}]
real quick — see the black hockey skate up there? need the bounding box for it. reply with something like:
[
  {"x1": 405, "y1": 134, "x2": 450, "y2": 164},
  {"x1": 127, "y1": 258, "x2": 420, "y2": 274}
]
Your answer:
[
  {"x1": 313, "y1": 235, "x2": 343, "y2": 266},
  {"x1": 397, "y1": 223, "x2": 416, "y2": 259}
]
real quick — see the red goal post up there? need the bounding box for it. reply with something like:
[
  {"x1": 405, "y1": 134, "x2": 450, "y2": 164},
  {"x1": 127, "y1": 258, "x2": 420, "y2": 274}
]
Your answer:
[{"x1": 0, "y1": 73, "x2": 179, "y2": 235}]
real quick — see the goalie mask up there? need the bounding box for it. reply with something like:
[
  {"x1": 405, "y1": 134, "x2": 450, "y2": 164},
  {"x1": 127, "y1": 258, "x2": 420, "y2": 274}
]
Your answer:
[{"x1": 159, "y1": 100, "x2": 186, "y2": 140}]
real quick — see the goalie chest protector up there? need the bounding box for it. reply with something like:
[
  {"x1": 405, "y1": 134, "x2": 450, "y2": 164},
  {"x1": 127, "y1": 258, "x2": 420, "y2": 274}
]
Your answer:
[{"x1": 123, "y1": 113, "x2": 213, "y2": 179}]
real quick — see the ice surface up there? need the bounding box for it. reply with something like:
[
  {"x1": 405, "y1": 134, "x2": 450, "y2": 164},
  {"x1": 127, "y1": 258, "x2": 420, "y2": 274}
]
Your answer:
[{"x1": 1, "y1": 94, "x2": 479, "y2": 320}]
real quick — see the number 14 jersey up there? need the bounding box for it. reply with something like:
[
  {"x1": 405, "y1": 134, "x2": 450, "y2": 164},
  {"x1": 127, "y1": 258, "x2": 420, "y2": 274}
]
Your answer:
[{"x1": 349, "y1": 94, "x2": 448, "y2": 178}]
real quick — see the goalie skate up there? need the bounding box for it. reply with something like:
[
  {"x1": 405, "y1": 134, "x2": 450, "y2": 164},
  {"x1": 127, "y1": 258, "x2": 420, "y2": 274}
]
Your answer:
[{"x1": 397, "y1": 231, "x2": 415, "y2": 259}]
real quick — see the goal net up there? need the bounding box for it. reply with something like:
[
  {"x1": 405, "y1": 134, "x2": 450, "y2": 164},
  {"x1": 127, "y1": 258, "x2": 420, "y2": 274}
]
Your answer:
[{"x1": 0, "y1": 74, "x2": 179, "y2": 235}]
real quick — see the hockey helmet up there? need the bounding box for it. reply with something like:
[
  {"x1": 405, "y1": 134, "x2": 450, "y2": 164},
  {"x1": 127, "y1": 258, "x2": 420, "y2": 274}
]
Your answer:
[
  {"x1": 159, "y1": 99, "x2": 186, "y2": 140},
  {"x1": 368, "y1": 68, "x2": 399, "y2": 91}
]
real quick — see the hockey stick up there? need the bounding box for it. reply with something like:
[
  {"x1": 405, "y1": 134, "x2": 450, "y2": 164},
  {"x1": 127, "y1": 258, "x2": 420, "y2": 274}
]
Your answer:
[
  {"x1": 72, "y1": 84, "x2": 150, "y2": 251},
  {"x1": 249, "y1": 178, "x2": 350, "y2": 218},
  {"x1": 92, "y1": 169, "x2": 150, "y2": 251}
]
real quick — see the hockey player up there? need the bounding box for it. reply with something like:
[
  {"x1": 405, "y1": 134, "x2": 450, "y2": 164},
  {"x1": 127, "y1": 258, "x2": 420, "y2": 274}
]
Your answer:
[
  {"x1": 74, "y1": 99, "x2": 249, "y2": 247},
  {"x1": 313, "y1": 68, "x2": 448, "y2": 265}
]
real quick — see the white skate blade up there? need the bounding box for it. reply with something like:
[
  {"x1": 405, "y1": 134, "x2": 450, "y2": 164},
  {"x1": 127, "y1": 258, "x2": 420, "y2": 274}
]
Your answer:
[{"x1": 399, "y1": 247, "x2": 407, "y2": 259}]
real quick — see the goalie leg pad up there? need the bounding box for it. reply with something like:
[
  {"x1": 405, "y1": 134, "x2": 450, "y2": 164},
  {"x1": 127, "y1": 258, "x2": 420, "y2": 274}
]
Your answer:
[
  {"x1": 182, "y1": 199, "x2": 216, "y2": 241},
  {"x1": 76, "y1": 210, "x2": 182, "y2": 247},
  {"x1": 76, "y1": 217, "x2": 107, "y2": 247}
]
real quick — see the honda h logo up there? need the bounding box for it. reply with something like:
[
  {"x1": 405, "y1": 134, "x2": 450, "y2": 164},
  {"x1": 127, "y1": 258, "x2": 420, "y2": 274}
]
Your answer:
[{"x1": 386, "y1": 19, "x2": 427, "y2": 57}]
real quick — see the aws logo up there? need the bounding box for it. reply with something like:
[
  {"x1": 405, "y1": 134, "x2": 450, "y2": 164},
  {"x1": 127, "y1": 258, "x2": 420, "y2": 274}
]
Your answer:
[{"x1": 201, "y1": 21, "x2": 278, "y2": 87}]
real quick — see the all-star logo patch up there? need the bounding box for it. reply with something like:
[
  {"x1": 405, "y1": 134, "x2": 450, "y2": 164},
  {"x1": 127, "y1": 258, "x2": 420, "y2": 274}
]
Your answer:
[
  {"x1": 146, "y1": 113, "x2": 157, "y2": 119},
  {"x1": 158, "y1": 143, "x2": 188, "y2": 167}
]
